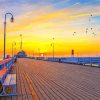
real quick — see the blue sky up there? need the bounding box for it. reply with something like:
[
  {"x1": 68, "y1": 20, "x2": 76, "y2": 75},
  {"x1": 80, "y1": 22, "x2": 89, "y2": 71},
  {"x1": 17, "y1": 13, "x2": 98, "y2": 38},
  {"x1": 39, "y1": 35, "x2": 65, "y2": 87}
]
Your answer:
[
  {"x1": 1, "y1": 0, "x2": 100, "y2": 7},
  {"x1": 0, "y1": 0, "x2": 99, "y2": 16},
  {"x1": 0, "y1": 0, "x2": 100, "y2": 12}
]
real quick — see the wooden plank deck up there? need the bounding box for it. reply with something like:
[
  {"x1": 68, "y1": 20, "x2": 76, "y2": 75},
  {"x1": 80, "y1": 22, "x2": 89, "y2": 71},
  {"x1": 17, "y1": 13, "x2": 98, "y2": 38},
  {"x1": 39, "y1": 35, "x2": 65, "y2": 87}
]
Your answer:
[{"x1": 1, "y1": 58, "x2": 100, "y2": 100}]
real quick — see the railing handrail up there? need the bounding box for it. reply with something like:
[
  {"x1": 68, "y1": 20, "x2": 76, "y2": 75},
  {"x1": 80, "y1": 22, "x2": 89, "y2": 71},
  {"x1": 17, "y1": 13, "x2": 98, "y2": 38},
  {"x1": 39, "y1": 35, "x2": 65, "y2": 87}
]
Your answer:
[
  {"x1": 0, "y1": 58, "x2": 12, "y2": 65},
  {"x1": 32, "y1": 57, "x2": 100, "y2": 67}
]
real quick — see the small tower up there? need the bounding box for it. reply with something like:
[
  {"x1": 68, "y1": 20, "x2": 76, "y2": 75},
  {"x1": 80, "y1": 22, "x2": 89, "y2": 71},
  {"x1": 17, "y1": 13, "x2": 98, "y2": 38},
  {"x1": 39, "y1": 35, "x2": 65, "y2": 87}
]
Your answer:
[{"x1": 71, "y1": 49, "x2": 74, "y2": 57}]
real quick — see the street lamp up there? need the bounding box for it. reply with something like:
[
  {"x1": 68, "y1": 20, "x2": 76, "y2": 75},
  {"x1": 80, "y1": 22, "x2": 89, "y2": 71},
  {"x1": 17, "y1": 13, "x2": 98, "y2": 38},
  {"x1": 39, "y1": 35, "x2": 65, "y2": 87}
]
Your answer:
[
  {"x1": 4, "y1": 13, "x2": 14, "y2": 59},
  {"x1": 51, "y1": 37, "x2": 55, "y2": 59},
  {"x1": 20, "y1": 34, "x2": 22, "y2": 51},
  {"x1": 53, "y1": 37, "x2": 55, "y2": 59},
  {"x1": 38, "y1": 48, "x2": 40, "y2": 57},
  {"x1": 12, "y1": 42, "x2": 16, "y2": 58},
  {"x1": 14, "y1": 47, "x2": 16, "y2": 56},
  {"x1": 32, "y1": 50, "x2": 34, "y2": 57}
]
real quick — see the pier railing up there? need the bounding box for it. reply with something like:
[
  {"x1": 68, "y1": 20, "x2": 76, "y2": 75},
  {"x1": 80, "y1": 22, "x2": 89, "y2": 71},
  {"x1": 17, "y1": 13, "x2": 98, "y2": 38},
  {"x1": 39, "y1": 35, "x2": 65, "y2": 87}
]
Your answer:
[{"x1": 31, "y1": 57, "x2": 100, "y2": 67}]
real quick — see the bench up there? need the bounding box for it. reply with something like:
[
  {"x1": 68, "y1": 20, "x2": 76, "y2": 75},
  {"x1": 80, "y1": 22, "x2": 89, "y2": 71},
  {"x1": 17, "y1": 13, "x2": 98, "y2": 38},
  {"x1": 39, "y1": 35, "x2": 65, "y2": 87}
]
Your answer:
[
  {"x1": 0, "y1": 67, "x2": 7, "y2": 83},
  {"x1": 2, "y1": 74, "x2": 16, "y2": 96},
  {"x1": 0, "y1": 58, "x2": 17, "y2": 96}
]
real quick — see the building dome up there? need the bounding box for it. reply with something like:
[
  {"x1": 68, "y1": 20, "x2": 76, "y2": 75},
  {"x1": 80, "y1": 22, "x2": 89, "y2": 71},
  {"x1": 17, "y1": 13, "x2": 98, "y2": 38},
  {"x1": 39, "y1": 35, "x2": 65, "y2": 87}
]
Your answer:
[{"x1": 16, "y1": 50, "x2": 27, "y2": 58}]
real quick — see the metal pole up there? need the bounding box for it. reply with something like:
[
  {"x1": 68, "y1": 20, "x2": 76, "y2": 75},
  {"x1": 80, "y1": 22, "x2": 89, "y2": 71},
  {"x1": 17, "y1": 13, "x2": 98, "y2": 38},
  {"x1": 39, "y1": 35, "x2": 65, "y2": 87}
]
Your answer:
[
  {"x1": 12, "y1": 42, "x2": 16, "y2": 58},
  {"x1": 53, "y1": 37, "x2": 54, "y2": 59},
  {"x1": 32, "y1": 51, "x2": 34, "y2": 57},
  {"x1": 20, "y1": 34, "x2": 22, "y2": 51},
  {"x1": 4, "y1": 15, "x2": 6, "y2": 59},
  {"x1": 4, "y1": 13, "x2": 14, "y2": 59},
  {"x1": 12, "y1": 42, "x2": 13, "y2": 58},
  {"x1": 14, "y1": 47, "x2": 16, "y2": 56},
  {"x1": 21, "y1": 35, "x2": 22, "y2": 50},
  {"x1": 38, "y1": 48, "x2": 40, "y2": 57}
]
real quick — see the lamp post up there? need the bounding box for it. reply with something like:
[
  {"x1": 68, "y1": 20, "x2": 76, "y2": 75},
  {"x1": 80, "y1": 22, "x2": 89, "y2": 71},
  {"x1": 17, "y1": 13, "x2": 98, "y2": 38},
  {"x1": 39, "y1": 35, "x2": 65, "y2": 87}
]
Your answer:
[
  {"x1": 53, "y1": 37, "x2": 54, "y2": 59},
  {"x1": 4, "y1": 13, "x2": 14, "y2": 59},
  {"x1": 51, "y1": 37, "x2": 55, "y2": 59},
  {"x1": 20, "y1": 34, "x2": 22, "y2": 51},
  {"x1": 14, "y1": 47, "x2": 16, "y2": 56},
  {"x1": 32, "y1": 50, "x2": 34, "y2": 57},
  {"x1": 12, "y1": 42, "x2": 16, "y2": 58},
  {"x1": 38, "y1": 48, "x2": 40, "y2": 57}
]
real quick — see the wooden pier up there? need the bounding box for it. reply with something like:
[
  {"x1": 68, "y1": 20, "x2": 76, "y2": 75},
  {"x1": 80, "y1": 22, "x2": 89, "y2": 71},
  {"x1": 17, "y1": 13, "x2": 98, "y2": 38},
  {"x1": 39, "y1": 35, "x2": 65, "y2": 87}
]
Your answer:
[{"x1": 1, "y1": 58, "x2": 100, "y2": 100}]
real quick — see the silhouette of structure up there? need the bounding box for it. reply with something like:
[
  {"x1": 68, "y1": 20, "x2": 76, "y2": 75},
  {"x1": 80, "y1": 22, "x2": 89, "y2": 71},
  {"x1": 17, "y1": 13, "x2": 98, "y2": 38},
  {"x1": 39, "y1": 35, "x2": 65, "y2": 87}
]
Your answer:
[{"x1": 16, "y1": 50, "x2": 27, "y2": 58}]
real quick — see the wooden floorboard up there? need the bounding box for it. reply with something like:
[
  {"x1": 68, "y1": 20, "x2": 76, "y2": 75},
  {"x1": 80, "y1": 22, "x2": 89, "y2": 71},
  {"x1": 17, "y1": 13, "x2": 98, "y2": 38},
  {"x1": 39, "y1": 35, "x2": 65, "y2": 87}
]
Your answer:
[{"x1": 1, "y1": 58, "x2": 100, "y2": 100}]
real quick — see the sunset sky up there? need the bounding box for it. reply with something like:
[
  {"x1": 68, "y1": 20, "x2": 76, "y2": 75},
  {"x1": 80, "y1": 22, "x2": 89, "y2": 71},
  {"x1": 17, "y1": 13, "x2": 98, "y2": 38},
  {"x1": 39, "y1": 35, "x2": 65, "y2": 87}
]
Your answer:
[{"x1": 0, "y1": 0, "x2": 100, "y2": 57}]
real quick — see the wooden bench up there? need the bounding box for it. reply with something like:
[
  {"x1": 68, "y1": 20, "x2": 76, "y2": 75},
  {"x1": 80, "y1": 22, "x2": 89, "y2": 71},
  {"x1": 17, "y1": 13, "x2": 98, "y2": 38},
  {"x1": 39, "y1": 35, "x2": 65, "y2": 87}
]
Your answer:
[
  {"x1": 0, "y1": 67, "x2": 7, "y2": 83},
  {"x1": 0, "y1": 58, "x2": 17, "y2": 96},
  {"x1": 2, "y1": 74, "x2": 16, "y2": 96}
]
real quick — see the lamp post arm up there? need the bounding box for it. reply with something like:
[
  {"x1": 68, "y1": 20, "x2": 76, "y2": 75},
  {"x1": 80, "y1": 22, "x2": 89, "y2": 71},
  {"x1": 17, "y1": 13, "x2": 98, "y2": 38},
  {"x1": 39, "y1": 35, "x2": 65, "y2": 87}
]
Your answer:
[{"x1": 5, "y1": 13, "x2": 13, "y2": 18}]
